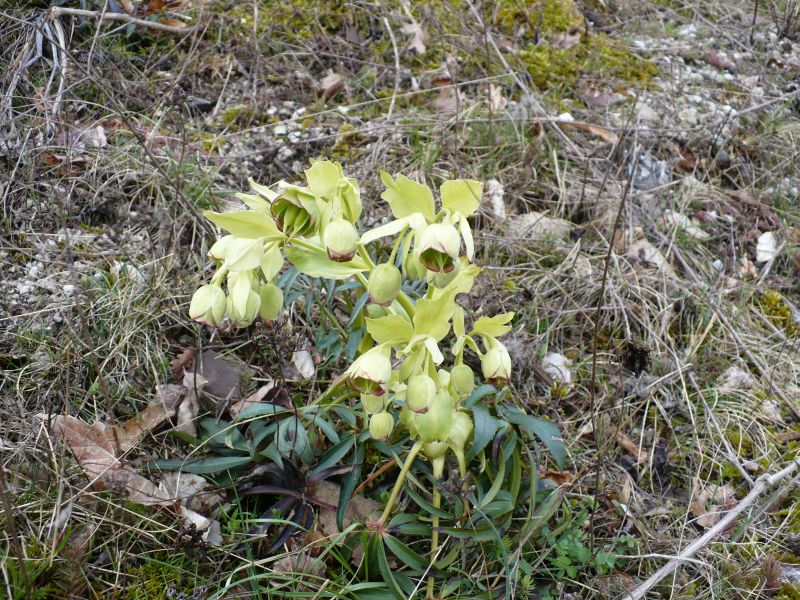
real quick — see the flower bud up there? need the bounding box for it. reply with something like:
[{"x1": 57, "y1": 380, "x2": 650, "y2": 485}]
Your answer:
[
  {"x1": 271, "y1": 186, "x2": 317, "y2": 237},
  {"x1": 418, "y1": 223, "x2": 460, "y2": 273},
  {"x1": 322, "y1": 218, "x2": 358, "y2": 262},
  {"x1": 406, "y1": 374, "x2": 436, "y2": 413},
  {"x1": 367, "y1": 263, "x2": 402, "y2": 306},
  {"x1": 369, "y1": 411, "x2": 394, "y2": 441},
  {"x1": 403, "y1": 251, "x2": 426, "y2": 281},
  {"x1": 189, "y1": 285, "x2": 227, "y2": 326},
  {"x1": 258, "y1": 282, "x2": 283, "y2": 321},
  {"x1": 481, "y1": 341, "x2": 512, "y2": 385},
  {"x1": 361, "y1": 393, "x2": 384, "y2": 414},
  {"x1": 226, "y1": 290, "x2": 261, "y2": 328},
  {"x1": 345, "y1": 347, "x2": 392, "y2": 396},
  {"x1": 450, "y1": 364, "x2": 475, "y2": 398},
  {"x1": 414, "y1": 390, "x2": 453, "y2": 443}
]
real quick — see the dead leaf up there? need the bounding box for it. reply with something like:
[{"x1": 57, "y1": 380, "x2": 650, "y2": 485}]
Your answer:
[
  {"x1": 317, "y1": 72, "x2": 344, "y2": 102},
  {"x1": 717, "y1": 366, "x2": 755, "y2": 392},
  {"x1": 432, "y1": 83, "x2": 460, "y2": 112},
  {"x1": 196, "y1": 350, "x2": 243, "y2": 406},
  {"x1": 483, "y1": 178, "x2": 506, "y2": 219},
  {"x1": 119, "y1": 0, "x2": 135, "y2": 13},
  {"x1": 292, "y1": 350, "x2": 316, "y2": 380},
  {"x1": 626, "y1": 238, "x2": 677, "y2": 278},
  {"x1": 109, "y1": 384, "x2": 185, "y2": 453},
  {"x1": 158, "y1": 18, "x2": 189, "y2": 29},
  {"x1": 690, "y1": 482, "x2": 737, "y2": 528},
  {"x1": 756, "y1": 231, "x2": 779, "y2": 263},
  {"x1": 170, "y1": 347, "x2": 197, "y2": 381},
  {"x1": 401, "y1": 20, "x2": 427, "y2": 55},
  {"x1": 229, "y1": 380, "x2": 277, "y2": 417},
  {"x1": 557, "y1": 120, "x2": 619, "y2": 144},
  {"x1": 616, "y1": 431, "x2": 648, "y2": 464},
  {"x1": 160, "y1": 472, "x2": 224, "y2": 515},
  {"x1": 46, "y1": 415, "x2": 171, "y2": 505},
  {"x1": 314, "y1": 481, "x2": 380, "y2": 538},
  {"x1": 488, "y1": 84, "x2": 507, "y2": 113},
  {"x1": 539, "y1": 467, "x2": 574, "y2": 486},
  {"x1": 704, "y1": 49, "x2": 736, "y2": 72},
  {"x1": 176, "y1": 372, "x2": 207, "y2": 436},
  {"x1": 551, "y1": 27, "x2": 582, "y2": 49}
]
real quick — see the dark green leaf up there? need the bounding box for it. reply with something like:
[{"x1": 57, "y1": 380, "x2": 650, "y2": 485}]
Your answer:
[
  {"x1": 499, "y1": 405, "x2": 566, "y2": 468},
  {"x1": 384, "y1": 535, "x2": 426, "y2": 571},
  {"x1": 468, "y1": 404, "x2": 499, "y2": 461},
  {"x1": 405, "y1": 486, "x2": 453, "y2": 519},
  {"x1": 153, "y1": 455, "x2": 252, "y2": 474},
  {"x1": 312, "y1": 433, "x2": 355, "y2": 474},
  {"x1": 337, "y1": 442, "x2": 364, "y2": 531}
]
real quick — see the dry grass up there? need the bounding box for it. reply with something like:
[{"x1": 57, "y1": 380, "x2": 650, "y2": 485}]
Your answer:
[{"x1": 2, "y1": 0, "x2": 800, "y2": 597}]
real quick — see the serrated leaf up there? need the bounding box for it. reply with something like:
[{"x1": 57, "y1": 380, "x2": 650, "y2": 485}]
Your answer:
[
  {"x1": 380, "y1": 172, "x2": 435, "y2": 220},
  {"x1": 472, "y1": 312, "x2": 515, "y2": 338},
  {"x1": 440, "y1": 179, "x2": 482, "y2": 217},
  {"x1": 366, "y1": 314, "x2": 413, "y2": 345},
  {"x1": 203, "y1": 209, "x2": 282, "y2": 239}
]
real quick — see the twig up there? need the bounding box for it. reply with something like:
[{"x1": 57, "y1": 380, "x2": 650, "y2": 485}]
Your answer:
[
  {"x1": 48, "y1": 7, "x2": 193, "y2": 35},
  {"x1": 382, "y1": 17, "x2": 400, "y2": 119},
  {"x1": 625, "y1": 458, "x2": 800, "y2": 600}
]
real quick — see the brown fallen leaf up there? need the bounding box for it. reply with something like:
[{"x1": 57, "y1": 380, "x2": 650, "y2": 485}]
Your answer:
[
  {"x1": 196, "y1": 349, "x2": 244, "y2": 407},
  {"x1": 582, "y1": 88, "x2": 626, "y2": 110},
  {"x1": 401, "y1": 20, "x2": 427, "y2": 55},
  {"x1": 432, "y1": 83, "x2": 460, "y2": 112},
  {"x1": 229, "y1": 380, "x2": 276, "y2": 417},
  {"x1": 616, "y1": 431, "x2": 648, "y2": 464},
  {"x1": 158, "y1": 18, "x2": 189, "y2": 30},
  {"x1": 314, "y1": 480, "x2": 380, "y2": 538},
  {"x1": 557, "y1": 120, "x2": 619, "y2": 144},
  {"x1": 690, "y1": 482, "x2": 737, "y2": 528},
  {"x1": 317, "y1": 72, "x2": 344, "y2": 102},
  {"x1": 170, "y1": 347, "x2": 197, "y2": 381},
  {"x1": 488, "y1": 84, "x2": 508, "y2": 113},
  {"x1": 539, "y1": 467, "x2": 574, "y2": 486}
]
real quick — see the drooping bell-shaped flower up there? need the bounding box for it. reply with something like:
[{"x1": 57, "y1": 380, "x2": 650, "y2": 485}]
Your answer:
[
  {"x1": 322, "y1": 218, "x2": 358, "y2": 262},
  {"x1": 270, "y1": 186, "x2": 319, "y2": 237},
  {"x1": 417, "y1": 223, "x2": 460, "y2": 273},
  {"x1": 481, "y1": 341, "x2": 512, "y2": 385},
  {"x1": 405, "y1": 374, "x2": 436, "y2": 413},
  {"x1": 226, "y1": 290, "x2": 261, "y2": 328},
  {"x1": 414, "y1": 390, "x2": 453, "y2": 444},
  {"x1": 367, "y1": 263, "x2": 402, "y2": 306},
  {"x1": 189, "y1": 285, "x2": 227, "y2": 326},
  {"x1": 344, "y1": 347, "x2": 392, "y2": 396},
  {"x1": 403, "y1": 250, "x2": 426, "y2": 281},
  {"x1": 447, "y1": 411, "x2": 474, "y2": 475},
  {"x1": 450, "y1": 364, "x2": 475, "y2": 398},
  {"x1": 369, "y1": 411, "x2": 394, "y2": 441},
  {"x1": 258, "y1": 282, "x2": 283, "y2": 321}
]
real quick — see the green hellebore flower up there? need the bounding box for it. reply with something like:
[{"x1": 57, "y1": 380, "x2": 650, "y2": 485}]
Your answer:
[
  {"x1": 258, "y1": 282, "x2": 283, "y2": 321},
  {"x1": 367, "y1": 263, "x2": 402, "y2": 306},
  {"x1": 361, "y1": 393, "x2": 384, "y2": 414},
  {"x1": 418, "y1": 223, "x2": 460, "y2": 273},
  {"x1": 450, "y1": 364, "x2": 475, "y2": 397},
  {"x1": 270, "y1": 187, "x2": 318, "y2": 237},
  {"x1": 481, "y1": 341, "x2": 512, "y2": 385},
  {"x1": 189, "y1": 285, "x2": 227, "y2": 326},
  {"x1": 406, "y1": 374, "x2": 436, "y2": 413},
  {"x1": 226, "y1": 289, "x2": 261, "y2": 328},
  {"x1": 345, "y1": 347, "x2": 392, "y2": 396},
  {"x1": 369, "y1": 411, "x2": 394, "y2": 441},
  {"x1": 447, "y1": 411, "x2": 474, "y2": 475},
  {"x1": 414, "y1": 390, "x2": 453, "y2": 443},
  {"x1": 322, "y1": 218, "x2": 358, "y2": 262}
]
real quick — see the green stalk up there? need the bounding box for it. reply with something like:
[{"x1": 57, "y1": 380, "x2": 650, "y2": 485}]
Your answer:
[
  {"x1": 428, "y1": 458, "x2": 445, "y2": 599},
  {"x1": 377, "y1": 440, "x2": 424, "y2": 525}
]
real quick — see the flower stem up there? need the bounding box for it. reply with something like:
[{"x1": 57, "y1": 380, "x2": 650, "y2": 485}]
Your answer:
[
  {"x1": 378, "y1": 440, "x2": 424, "y2": 525},
  {"x1": 427, "y1": 486, "x2": 441, "y2": 599}
]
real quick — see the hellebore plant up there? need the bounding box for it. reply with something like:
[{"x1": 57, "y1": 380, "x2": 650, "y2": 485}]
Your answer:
[{"x1": 190, "y1": 161, "x2": 520, "y2": 597}]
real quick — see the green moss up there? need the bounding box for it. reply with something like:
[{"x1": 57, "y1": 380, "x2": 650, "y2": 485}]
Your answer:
[
  {"x1": 758, "y1": 290, "x2": 800, "y2": 337},
  {"x1": 776, "y1": 583, "x2": 800, "y2": 600},
  {"x1": 123, "y1": 556, "x2": 204, "y2": 600}
]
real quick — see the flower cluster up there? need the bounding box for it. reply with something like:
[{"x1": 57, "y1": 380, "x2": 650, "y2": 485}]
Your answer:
[{"x1": 190, "y1": 161, "x2": 514, "y2": 477}]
